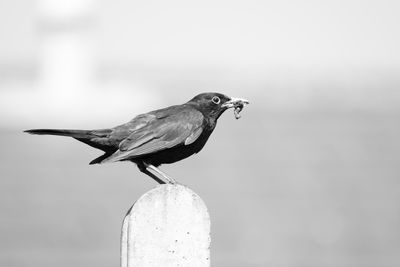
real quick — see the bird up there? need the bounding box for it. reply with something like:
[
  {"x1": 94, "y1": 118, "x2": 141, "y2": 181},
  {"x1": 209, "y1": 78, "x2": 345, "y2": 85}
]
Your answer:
[{"x1": 25, "y1": 92, "x2": 249, "y2": 184}]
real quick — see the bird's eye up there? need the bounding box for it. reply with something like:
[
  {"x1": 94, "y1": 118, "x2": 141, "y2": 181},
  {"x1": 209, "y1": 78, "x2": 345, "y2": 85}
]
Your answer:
[{"x1": 212, "y1": 96, "x2": 221, "y2": 104}]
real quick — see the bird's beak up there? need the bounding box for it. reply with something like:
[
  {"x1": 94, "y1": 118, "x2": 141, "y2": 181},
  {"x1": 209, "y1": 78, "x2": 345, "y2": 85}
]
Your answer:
[{"x1": 221, "y1": 97, "x2": 250, "y2": 109}]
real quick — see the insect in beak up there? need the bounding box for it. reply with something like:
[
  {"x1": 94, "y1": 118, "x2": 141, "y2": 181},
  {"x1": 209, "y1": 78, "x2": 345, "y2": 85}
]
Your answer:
[
  {"x1": 221, "y1": 97, "x2": 250, "y2": 109},
  {"x1": 221, "y1": 97, "x2": 250, "y2": 119}
]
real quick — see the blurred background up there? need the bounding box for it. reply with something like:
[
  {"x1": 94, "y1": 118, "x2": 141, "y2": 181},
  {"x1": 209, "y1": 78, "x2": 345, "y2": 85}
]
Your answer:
[{"x1": 1, "y1": 0, "x2": 400, "y2": 266}]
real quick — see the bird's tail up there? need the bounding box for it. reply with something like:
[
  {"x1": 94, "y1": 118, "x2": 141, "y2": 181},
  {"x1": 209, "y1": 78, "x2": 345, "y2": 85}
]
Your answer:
[{"x1": 24, "y1": 129, "x2": 93, "y2": 139}]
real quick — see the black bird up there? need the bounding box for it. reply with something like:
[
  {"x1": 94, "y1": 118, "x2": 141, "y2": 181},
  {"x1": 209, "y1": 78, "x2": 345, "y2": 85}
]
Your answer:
[{"x1": 25, "y1": 92, "x2": 249, "y2": 184}]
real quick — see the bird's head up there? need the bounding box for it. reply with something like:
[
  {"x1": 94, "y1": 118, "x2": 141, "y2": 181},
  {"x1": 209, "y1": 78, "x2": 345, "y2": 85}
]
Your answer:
[{"x1": 187, "y1": 92, "x2": 249, "y2": 120}]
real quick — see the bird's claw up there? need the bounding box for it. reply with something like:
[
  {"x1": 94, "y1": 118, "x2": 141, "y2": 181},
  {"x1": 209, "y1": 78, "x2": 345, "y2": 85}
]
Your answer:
[{"x1": 165, "y1": 176, "x2": 177, "y2": 184}]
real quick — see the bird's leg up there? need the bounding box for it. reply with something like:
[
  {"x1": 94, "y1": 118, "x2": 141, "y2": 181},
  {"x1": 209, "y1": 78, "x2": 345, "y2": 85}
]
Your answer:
[
  {"x1": 137, "y1": 162, "x2": 176, "y2": 184},
  {"x1": 137, "y1": 162, "x2": 166, "y2": 184},
  {"x1": 146, "y1": 164, "x2": 177, "y2": 184}
]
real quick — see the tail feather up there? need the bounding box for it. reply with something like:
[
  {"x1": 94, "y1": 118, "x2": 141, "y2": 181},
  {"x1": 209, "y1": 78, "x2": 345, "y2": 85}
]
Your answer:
[
  {"x1": 89, "y1": 153, "x2": 113, "y2": 165},
  {"x1": 24, "y1": 129, "x2": 92, "y2": 139},
  {"x1": 25, "y1": 128, "x2": 116, "y2": 158}
]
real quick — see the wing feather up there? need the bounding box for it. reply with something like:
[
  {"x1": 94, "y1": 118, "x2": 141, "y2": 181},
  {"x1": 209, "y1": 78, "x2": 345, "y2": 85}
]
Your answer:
[
  {"x1": 101, "y1": 108, "x2": 204, "y2": 163},
  {"x1": 184, "y1": 126, "x2": 203, "y2": 145}
]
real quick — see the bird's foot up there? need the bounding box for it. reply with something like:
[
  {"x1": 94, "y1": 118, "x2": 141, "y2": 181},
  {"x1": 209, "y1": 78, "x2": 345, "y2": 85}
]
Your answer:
[{"x1": 166, "y1": 176, "x2": 177, "y2": 185}]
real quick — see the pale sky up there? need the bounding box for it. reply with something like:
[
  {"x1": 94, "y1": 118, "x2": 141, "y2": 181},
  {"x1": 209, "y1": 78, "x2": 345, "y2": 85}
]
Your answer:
[
  {"x1": 1, "y1": 0, "x2": 400, "y2": 127},
  {"x1": 97, "y1": 0, "x2": 400, "y2": 70},
  {"x1": 0, "y1": 0, "x2": 399, "y2": 69}
]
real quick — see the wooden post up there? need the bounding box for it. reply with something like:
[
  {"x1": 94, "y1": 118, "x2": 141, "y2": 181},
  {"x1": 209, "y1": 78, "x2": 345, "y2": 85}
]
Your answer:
[{"x1": 121, "y1": 184, "x2": 211, "y2": 267}]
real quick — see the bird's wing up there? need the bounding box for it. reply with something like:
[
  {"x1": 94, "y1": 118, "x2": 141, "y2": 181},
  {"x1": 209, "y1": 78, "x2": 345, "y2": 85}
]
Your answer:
[
  {"x1": 101, "y1": 109, "x2": 204, "y2": 163},
  {"x1": 85, "y1": 113, "x2": 158, "y2": 150}
]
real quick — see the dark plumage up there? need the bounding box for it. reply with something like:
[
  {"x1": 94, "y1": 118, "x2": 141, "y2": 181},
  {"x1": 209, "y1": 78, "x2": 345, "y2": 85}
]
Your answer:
[{"x1": 25, "y1": 92, "x2": 249, "y2": 184}]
